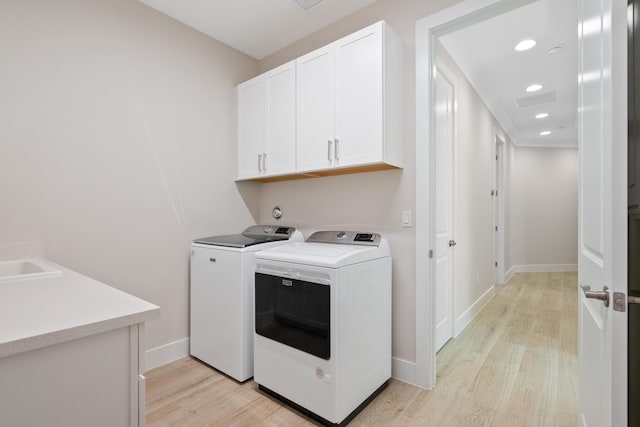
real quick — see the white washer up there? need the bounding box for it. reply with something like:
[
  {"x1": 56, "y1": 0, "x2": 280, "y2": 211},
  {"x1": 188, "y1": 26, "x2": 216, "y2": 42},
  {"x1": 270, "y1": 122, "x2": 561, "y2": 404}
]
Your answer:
[
  {"x1": 253, "y1": 230, "x2": 392, "y2": 426},
  {"x1": 190, "y1": 225, "x2": 302, "y2": 382}
]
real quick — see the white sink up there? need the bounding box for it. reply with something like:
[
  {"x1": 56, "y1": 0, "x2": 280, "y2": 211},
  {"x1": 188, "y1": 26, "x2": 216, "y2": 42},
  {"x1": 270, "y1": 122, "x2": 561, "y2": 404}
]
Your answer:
[{"x1": 0, "y1": 258, "x2": 62, "y2": 282}]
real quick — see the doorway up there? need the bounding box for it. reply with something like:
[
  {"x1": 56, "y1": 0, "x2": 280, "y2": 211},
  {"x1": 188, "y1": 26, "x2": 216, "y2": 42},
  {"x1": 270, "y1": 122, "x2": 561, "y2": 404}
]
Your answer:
[{"x1": 416, "y1": 0, "x2": 577, "y2": 389}]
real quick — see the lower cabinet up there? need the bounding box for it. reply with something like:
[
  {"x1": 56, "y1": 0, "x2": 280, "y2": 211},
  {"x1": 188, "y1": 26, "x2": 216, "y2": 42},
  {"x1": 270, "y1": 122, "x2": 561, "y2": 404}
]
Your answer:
[{"x1": 0, "y1": 324, "x2": 147, "y2": 427}]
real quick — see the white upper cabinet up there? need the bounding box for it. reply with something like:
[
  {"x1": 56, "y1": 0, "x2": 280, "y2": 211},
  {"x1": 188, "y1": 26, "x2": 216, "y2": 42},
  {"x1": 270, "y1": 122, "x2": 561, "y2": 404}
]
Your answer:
[
  {"x1": 237, "y1": 61, "x2": 296, "y2": 180},
  {"x1": 297, "y1": 21, "x2": 403, "y2": 174},
  {"x1": 237, "y1": 21, "x2": 402, "y2": 182},
  {"x1": 296, "y1": 45, "x2": 335, "y2": 172},
  {"x1": 237, "y1": 76, "x2": 265, "y2": 180}
]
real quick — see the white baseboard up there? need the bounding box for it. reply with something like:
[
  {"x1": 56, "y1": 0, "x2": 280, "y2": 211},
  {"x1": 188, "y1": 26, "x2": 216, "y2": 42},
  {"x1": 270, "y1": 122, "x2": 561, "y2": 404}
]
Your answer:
[
  {"x1": 505, "y1": 265, "x2": 516, "y2": 283},
  {"x1": 145, "y1": 337, "x2": 419, "y2": 387},
  {"x1": 145, "y1": 337, "x2": 190, "y2": 371},
  {"x1": 392, "y1": 357, "x2": 417, "y2": 386},
  {"x1": 453, "y1": 285, "x2": 496, "y2": 337},
  {"x1": 508, "y1": 264, "x2": 578, "y2": 276}
]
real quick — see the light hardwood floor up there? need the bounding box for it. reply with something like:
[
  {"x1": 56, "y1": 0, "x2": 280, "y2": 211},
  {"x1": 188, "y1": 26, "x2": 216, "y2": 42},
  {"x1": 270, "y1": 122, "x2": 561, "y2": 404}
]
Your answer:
[{"x1": 146, "y1": 272, "x2": 578, "y2": 426}]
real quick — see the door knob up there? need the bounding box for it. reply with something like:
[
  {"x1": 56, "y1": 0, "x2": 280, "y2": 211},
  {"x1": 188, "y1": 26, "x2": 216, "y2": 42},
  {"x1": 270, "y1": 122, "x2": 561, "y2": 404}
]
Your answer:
[
  {"x1": 449, "y1": 240, "x2": 457, "y2": 247},
  {"x1": 580, "y1": 284, "x2": 610, "y2": 307}
]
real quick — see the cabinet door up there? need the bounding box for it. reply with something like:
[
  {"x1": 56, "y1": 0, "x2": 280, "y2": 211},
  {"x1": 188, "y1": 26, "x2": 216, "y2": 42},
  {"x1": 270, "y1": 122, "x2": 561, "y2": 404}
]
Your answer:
[
  {"x1": 296, "y1": 45, "x2": 335, "y2": 172},
  {"x1": 264, "y1": 61, "x2": 296, "y2": 177},
  {"x1": 334, "y1": 22, "x2": 384, "y2": 167},
  {"x1": 0, "y1": 327, "x2": 138, "y2": 427},
  {"x1": 237, "y1": 76, "x2": 265, "y2": 179}
]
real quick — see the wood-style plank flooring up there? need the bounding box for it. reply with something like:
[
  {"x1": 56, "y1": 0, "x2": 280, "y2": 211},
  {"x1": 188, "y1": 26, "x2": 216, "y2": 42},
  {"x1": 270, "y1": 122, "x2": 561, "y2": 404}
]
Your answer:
[{"x1": 145, "y1": 272, "x2": 578, "y2": 426}]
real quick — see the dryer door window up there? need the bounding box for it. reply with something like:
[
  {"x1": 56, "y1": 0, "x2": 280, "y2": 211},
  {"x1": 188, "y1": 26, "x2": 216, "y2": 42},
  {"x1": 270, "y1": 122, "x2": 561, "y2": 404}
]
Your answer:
[{"x1": 255, "y1": 273, "x2": 330, "y2": 359}]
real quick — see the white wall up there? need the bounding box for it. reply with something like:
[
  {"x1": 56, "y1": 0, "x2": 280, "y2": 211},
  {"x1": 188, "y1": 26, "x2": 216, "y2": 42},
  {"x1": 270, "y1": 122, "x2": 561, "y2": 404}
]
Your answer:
[{"x1": 0, "y1": 0, "x2": 259, "y2": 357}]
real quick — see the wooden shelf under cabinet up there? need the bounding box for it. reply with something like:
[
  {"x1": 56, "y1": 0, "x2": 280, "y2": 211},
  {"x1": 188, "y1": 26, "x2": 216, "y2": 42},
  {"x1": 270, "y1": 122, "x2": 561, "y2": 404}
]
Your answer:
[{"x1": 240, "y1": 163, "x2": 401, "y2": 183}]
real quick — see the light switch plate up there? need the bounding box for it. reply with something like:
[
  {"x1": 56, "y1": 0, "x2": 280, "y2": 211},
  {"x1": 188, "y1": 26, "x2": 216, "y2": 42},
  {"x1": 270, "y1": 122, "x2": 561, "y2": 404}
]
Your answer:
[{"x1": 402, "y1": 210, "x2": 412, "y2": 227}]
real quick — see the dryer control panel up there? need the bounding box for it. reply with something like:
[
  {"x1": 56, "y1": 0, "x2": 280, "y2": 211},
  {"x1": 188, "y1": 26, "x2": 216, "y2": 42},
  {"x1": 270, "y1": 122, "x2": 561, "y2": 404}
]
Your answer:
[{"x1": 306, "y1": 230, "x2": 381, "y2": 247}]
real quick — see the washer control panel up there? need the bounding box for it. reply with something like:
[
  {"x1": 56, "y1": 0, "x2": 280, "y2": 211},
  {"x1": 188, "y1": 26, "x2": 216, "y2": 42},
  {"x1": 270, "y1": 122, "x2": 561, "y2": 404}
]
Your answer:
[
  {"x1": 243, "y1": 225, "x2": 295, "y2": 237},
  {"x1": 306, "y1": 230, "x2": 381, "y2": 246}
]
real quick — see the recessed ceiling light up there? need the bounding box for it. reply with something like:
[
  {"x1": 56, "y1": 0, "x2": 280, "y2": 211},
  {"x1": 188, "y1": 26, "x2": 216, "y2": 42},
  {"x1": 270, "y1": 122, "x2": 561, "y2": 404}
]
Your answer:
[
  {"x1": 526, "y1": 84, "x2": 543, "y2": 92},
  {"x1": 536, "y1": 113, "x2": 549, "y2": 119},
  {"x1": 515, "y1": 39, "x2": 536, "y2": 51},
  {"x1": 540, "y1": 130, "x2": 551, "y2": 136}
]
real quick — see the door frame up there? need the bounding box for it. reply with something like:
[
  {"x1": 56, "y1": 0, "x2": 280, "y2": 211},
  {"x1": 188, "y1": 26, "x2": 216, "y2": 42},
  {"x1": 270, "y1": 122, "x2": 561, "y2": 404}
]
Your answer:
[
  {"x1": 415, "y1": 0, "x2": 538, "y2": 390},
  {"x1": 597, "y1": 0, "x2": 628, "y2": 423},
  {"x1": 494, "y1": 134, "x2": 505, "y2": 285}
]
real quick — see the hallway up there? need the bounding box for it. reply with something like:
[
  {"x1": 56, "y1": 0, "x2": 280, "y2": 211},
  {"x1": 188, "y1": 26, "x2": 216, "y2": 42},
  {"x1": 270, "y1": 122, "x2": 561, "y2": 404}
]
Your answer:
[{"x1": 145, "y1": 272, "x2": 578, "y2": 426}]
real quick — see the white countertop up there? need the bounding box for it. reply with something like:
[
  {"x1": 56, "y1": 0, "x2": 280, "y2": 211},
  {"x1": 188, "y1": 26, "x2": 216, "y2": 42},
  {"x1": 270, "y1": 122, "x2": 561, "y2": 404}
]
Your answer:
[{"x1": 0, "y1": 260, "x2": 160, "y2": 358}]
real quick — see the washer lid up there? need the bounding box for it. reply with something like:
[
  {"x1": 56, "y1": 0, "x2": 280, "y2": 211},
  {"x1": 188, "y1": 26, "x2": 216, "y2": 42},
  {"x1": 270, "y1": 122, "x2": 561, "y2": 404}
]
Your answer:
[
  {"x1": 193, "y1": 225, "x2": 297, "y2": 248},
  {"x1": 255, "y1": 238, "x2": 390, "y2": 268}
]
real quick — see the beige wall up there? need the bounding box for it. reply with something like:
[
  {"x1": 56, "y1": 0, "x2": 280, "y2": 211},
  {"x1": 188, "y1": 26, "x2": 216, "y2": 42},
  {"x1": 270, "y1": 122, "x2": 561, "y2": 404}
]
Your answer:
[
  {"x1": 507, "y1": 147, "x2": 579, "y2": 268},
  {"x1": 256, "y1": 0, "x2": 465, "y2": 363},
  {"x1": 255, "y1": 0, "x2": 578, "y2": 362},
  {"x1": 0, "y1": 0, "x2": 259, "y2": 352},
  {"x1": 1, "y1": 0, "x2": 578, "y2": 370}
]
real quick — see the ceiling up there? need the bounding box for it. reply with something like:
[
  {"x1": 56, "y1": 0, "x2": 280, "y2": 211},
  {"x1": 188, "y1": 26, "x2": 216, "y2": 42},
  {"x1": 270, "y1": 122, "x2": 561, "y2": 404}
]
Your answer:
[
  {"x1": 138, "y1": 0, "x2": 578, "y2": 148},
  {"x1": 440, "y1": 0, "x2": 578, "y2": 147},
  {"x1": 138, "y1": 0, "x2": 382, "y2": 60}
]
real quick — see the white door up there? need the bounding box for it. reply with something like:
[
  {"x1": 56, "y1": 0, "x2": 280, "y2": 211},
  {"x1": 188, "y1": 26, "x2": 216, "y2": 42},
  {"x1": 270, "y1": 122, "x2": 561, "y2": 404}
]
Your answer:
[
  {"x1": 237, "y1": 76, "x2": 265, "y2": 179},
  {"x1": 296, "y1": 45, "x2": 335, "y2": 172},
  {"x1": 434, "y1": 66, "x2": 455, "y2": 352},
  {"x1": 334, "y1": 22, "x2": 383, "y2": 168},
  {"x1": 264, "y1": 61, "x2": 296, "y2": 177},
  {"x1": 577, "y1": 0, "x2": 627, "y2": 425}
]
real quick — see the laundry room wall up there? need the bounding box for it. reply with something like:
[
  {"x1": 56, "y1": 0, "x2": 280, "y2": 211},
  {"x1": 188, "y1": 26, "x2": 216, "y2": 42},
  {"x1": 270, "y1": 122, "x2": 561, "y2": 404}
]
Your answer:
[
  {"x1": 0, "y1": 0, "x2": 260, "y2": 362},
  {"x1": 255, "y1": 0, "x2": 467, "y2": 368}
]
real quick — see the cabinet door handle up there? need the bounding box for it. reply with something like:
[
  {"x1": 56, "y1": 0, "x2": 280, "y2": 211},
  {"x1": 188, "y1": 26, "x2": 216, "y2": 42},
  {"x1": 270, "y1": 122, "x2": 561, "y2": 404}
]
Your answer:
[
  {"x1": 334, "y1": 138, "x2": 340, "y2": 160},
  {"x1": 328, "y1": 140, "x2": 333, "y2": 161},
  {"x1": 262, "y1": 152, "x2": 267, "y2": 171},
  {"x1": 258, "y1": 153, "x2": 263, "y2": 171}
]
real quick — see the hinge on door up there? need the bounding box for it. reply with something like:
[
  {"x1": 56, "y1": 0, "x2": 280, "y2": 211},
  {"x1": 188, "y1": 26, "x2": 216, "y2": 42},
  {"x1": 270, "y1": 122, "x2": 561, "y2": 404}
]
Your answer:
[
  {"x1": 495, "y1": 225, "x2": 498, "y2": 231},
  {"x1": 495, "y1": 261, "x2": 498, "y2": 267},
  {"x1": 496, "y1": 154, "x2": 498, "y2": 160},
  {"x1": 428, "y1": 249, "x2": 433, "y2": 259}
]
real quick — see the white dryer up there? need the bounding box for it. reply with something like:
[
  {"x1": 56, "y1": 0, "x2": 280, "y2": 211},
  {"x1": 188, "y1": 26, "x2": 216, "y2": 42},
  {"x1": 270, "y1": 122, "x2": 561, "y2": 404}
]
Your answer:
[
  {"x1": 253, "y1": 230, "x2": 392, "y2": 426},
  {"x1": 190, "y1": 225, "x2": 302, "y2": 382}
]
